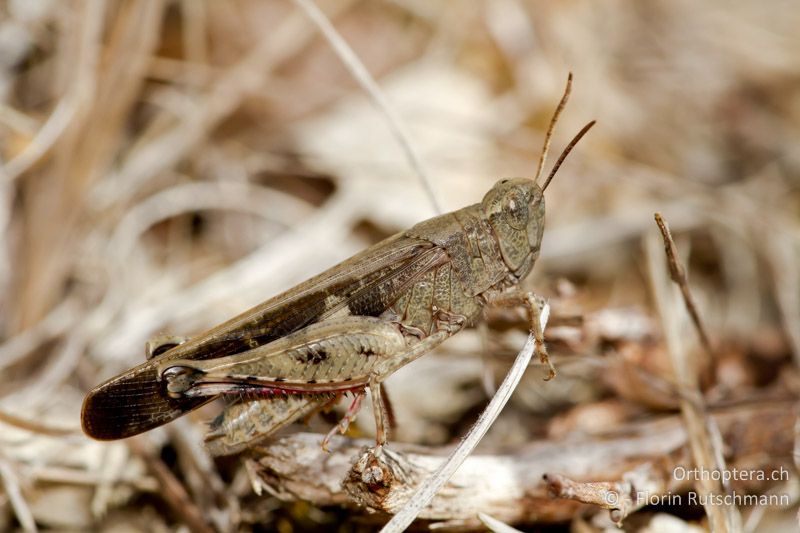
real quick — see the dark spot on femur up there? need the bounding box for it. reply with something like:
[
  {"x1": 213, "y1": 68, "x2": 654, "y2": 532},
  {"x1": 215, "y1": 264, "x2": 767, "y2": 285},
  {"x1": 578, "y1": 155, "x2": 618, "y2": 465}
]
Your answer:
[
  {"x1": 500, "y1": 179, "x2": 509, "y2": 184},
  {"x1": 360, "y1": 347, "x2": 377, "y2": 356},
  {"x1": 274, "y1": 377, "x2": 285, "y2": 382},
  {"x1": 307, "y1": 379, "x2": 317, "y2": 384},
  {"x1": 306, "y1": 348, "x2": 329, "y2": 364}
]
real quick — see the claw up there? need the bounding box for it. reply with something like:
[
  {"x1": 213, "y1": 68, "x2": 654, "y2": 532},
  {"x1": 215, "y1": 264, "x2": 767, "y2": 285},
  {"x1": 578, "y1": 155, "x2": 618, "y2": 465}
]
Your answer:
[
  {"x1": 536, "y1": 343, "x2": 557, "y2": 381},
  {"x1": 321, "y1": 433, "x2": 333, "y2": 453}
]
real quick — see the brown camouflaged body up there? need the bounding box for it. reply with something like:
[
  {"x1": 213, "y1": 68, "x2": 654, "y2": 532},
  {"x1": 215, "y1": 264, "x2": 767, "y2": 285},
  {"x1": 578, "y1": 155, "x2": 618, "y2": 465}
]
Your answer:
[{"x1": 82, "y1": 178, "x2": 545, "y2": 448}]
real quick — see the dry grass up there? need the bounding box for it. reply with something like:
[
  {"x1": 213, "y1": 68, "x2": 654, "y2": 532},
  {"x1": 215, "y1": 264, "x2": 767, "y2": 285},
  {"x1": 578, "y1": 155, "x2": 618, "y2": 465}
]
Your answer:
[{"x1": 0, "y1": 0, "x2": 798, "y2": 531}]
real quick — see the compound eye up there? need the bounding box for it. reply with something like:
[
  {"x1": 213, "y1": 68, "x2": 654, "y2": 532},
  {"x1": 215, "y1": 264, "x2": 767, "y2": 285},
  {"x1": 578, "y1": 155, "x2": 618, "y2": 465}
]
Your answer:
[{"x1": 503, "y1": 188, "x2": 528, "y2": 230}]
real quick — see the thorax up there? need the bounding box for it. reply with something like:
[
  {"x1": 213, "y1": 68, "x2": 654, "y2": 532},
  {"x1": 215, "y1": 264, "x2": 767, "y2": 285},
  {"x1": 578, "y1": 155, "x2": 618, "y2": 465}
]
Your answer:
[
  {"x1": 406, "y1": 204, "x2": 511, "y2": 296},
  {"x1": 387, "y1": 205, "x2": 518, "y2": 337}
]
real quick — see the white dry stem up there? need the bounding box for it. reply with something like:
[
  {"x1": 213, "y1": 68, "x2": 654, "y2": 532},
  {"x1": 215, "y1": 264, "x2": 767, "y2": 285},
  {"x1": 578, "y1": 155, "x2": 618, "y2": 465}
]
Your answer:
[
  {"x1": 0, "y1": 94, "x2": 82, "y2": 182},
  {"x1": 93, "y1": 1, "x2": 345, "y2": 209},
  {"x1": 0, "y1": 453, "x2": 37, "y2": 532},
  {"x1": 93, "y1": 189, "x2": 364, "y2": 361},
  {"x1": 9, "y1": 330, "x2": 86, "y2": 405},
  {"x1": 0, "y1": 297, "x2": 79, "y2": 374},
  {"x1": 478, "y1": 512, "x2": 525, "y2": 533},
  {"x1": 0, "y1": 0, "x2": 103, "y2": 183},
  {"x1": 107, "y1": 181, "x2": 316, "y2": 259},
  {"x1": 83, "y1": 180, "x2": 317, "y2": 346},
  {"x1": 291, "y1": 0, "x2": 442, "y2": 215},
  {"x1": 24, "y1": 465, "x2": 156, "y2": 491},
  {"x1": 380, "y1": 302, "x2": 549, "y2": 533},
  {"x1": 0, "y1": 103, "x2": 39, "y2": 135},
  {"x1": 90, "y1": 442, "x2": 129, "y2": 518}
]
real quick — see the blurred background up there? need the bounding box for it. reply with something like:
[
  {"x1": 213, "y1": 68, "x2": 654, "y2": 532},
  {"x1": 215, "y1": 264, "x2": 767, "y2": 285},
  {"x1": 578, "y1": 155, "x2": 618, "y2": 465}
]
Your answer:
[{"x1": 0, "y1": 0, "x2": 798, "y2": 531}]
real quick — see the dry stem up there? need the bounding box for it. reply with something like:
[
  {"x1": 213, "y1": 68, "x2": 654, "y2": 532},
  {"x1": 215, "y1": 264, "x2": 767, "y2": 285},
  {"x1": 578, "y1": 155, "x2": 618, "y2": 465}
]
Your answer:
[
  {"x1": 654, "y1": 213, "x2": 714, "y2": 357},
  {"x1": 291, "y1": 0, "x2": 442, "y2": 215},
  {"x1": 647, "y1": 214, "x2": 742, "y2": 532}
]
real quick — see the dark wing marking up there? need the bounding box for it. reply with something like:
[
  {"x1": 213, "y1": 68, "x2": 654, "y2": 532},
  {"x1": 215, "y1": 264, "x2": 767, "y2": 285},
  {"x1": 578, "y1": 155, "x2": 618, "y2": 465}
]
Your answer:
[{"x1": 82, "y1": 233, "x2": 449, "y2": 440}]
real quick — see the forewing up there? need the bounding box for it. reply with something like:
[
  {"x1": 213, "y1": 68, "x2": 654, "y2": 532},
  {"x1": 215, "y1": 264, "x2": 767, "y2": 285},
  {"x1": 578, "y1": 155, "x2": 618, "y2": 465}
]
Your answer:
[{"x1": 82, "y1": 233, "x2": 448, "y2": 440}]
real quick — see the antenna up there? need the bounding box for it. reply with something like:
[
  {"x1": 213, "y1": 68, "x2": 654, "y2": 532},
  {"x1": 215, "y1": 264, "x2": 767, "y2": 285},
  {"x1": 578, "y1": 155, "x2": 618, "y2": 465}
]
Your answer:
[
  {"x1": 541, "y1": 120, "x2": 596, "y2": 192},
  {"x1": 534, "y1": 73, "x2": 573, "y2": 184}
]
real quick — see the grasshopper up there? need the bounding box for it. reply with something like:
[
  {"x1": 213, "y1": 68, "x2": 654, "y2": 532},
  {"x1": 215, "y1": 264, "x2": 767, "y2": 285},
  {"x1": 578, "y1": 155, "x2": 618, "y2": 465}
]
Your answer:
[{"x1": 82, "y1": 75, "x2": 594, "y2": 456}]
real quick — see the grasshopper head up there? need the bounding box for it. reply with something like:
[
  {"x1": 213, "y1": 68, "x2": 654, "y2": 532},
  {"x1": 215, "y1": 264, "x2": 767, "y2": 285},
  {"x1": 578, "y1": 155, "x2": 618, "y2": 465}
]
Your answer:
[
  {"x1": 481, "y1": 112, "x2": 595, "y2": 278},
  {"x1": 481, "y1": 178, "x2": 545, "y2": 276},
  {"x1": 478, "y1": 73, "x2": 594, "y2": 279}
]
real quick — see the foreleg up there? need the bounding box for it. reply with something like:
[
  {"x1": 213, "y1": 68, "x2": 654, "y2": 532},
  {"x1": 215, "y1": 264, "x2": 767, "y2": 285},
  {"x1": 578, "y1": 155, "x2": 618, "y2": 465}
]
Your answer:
[{"x1": 487, "y1": 291, "x2": 555, "y2": 380}]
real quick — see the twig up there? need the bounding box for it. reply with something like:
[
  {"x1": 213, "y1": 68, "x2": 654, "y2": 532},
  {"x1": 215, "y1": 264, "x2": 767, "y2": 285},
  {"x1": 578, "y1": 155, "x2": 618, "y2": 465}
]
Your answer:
[
  {"x1": 647, "y1": 214, "x2": 742, "y2": 532},
  {"x1": 291, "y1": 0, "x2": 442, "y2": 215},
  {"x1": 653, "y1": 213, "x2": 714, "y2": 356},
  {"x1": 379, "y1": 303, "x2": 549, "y2": 533},
  {"x1": 0, "y1": 407, "x2": 78, "y2": 437},
  {"x1": 252, "y1": 400, "x2": 794, "y2": 527},
  {"x1": 544, "y1": 463, "x2": 666, "y2": 524},
  {"x1": 653, "y1": 212, "x2": 735, "y2": 494}
]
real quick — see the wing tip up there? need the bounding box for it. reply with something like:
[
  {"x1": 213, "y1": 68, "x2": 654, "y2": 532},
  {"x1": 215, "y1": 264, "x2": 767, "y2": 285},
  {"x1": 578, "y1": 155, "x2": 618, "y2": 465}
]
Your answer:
[
  {"x1": 80, "y1": 362, "x2": 205, "y2": 441},
  {"x1": 81, "y1": 388, "x2": 123, "y2": 441}
]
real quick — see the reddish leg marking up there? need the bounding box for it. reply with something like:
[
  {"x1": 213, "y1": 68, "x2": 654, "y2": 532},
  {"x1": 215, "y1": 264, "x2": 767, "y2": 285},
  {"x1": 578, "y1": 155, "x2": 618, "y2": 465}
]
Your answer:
[
  {"x1": 212, "y1": 383, "x2": 365, "y2": 397},
  {"x1": 321, "y1": 389, "x2": 365, "y2": 452}
]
